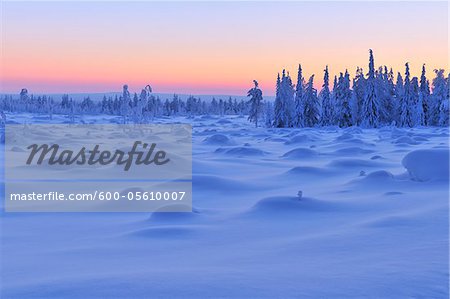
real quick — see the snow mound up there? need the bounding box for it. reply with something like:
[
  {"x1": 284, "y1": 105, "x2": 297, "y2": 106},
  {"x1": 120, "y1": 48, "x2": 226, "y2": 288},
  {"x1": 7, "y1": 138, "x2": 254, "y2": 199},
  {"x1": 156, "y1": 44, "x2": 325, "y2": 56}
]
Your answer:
[
  {"x1": 285, "y1": 166, "x2": 332, "y2": 177},
  {"x1": 284, "y1": 134, "x2": 316, "y2": 145},
  {"x1": 130, "y1": 226, "x2": 197, "y2": 238},
  {"x1": 197, "y1": 129, "x2": 218, "y2": 136},
  {"x1": 343, "y1": 127, "x2": 364, "y2": 134},
  {"x1": 328, "y1": 158, "x2": 384, "y2": 169},
  {"x1": 413, "y1": 136, "x2": 429, "y2": 142},
  {"x1": 149, "y1": 205, "x2": 201, "y2": 223},
  {"x1": 250, "y1": 196, "x2": 303, "y2": 213},
  {"x1": 215, "y1": 146, "x2": 266, "y2": 156},
  {"x1": 200, "y1": 115, "x2": 217, "y2": 120},
  {"x1": 282, "y1": 148, "x2": 318, "y2": 159},
  {"x1": 371, "y1": 155, "x2": 384, "y2": 160},
  {"x1": 384, "y1": 191, "x2": 403, "y2": 196},
  {"x1": 202, "y1": 134, "x2": 235, "y2": 145},
  {"x1": 335, "y1": 132, "x2": 354, "y2": 141},
  {"x1": 349, "y1": 170, "x2": 395, "y2": 187},
  {"x1": 265, "y1": 136, "x2": 288, "y2": 143},
  {"x1": 402, "y1": 149, "x2": 449, "y2": 181},
  {"x1": 334, "y1": 134, "x2": 370, "y2": 146},
  {"x1": 193, "y1": 174, "x2": 257, "y2": 192},
  {"x1": 216, "y1": 119, "x2": 232, "y2": 124},
  {"x1": 388, "y1": 127, "x2": 415, "y2": 138},
  {"x1": 330, "y1": 147, "x2": 374, "y2": 156},
  {"x1": 249, "y1": 196, "x2": 336, "y2": 215},
  {"x1": 394, "y1": 136, "x2": 418, "y2": 145},
  {"x1": 364, "y1": 170, "x2": 395, "y2": 181},
  {"x1": 364, "y1": 215, "x2": 416, "y2": 228}
]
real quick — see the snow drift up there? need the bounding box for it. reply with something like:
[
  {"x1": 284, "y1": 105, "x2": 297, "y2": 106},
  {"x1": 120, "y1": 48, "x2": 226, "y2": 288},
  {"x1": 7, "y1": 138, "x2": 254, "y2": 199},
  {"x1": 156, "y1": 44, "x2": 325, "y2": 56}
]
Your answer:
[{"x1": 402, "y1": 149, "x2": 449, "y2": 181}]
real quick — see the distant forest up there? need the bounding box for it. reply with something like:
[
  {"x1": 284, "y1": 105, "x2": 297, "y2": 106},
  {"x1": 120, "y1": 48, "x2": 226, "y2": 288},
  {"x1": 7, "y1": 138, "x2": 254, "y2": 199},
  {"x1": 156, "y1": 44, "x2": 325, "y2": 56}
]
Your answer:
[{"x1": 1, "y1": 50, "x2": 448, "y2": 128}]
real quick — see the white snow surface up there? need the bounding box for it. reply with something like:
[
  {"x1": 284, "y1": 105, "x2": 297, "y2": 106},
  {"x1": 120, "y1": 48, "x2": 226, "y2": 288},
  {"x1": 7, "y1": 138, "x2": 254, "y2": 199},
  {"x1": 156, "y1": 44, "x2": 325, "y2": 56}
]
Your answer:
[{"x1": 0, "y1": 113, "x2": 448, "y2": 298}]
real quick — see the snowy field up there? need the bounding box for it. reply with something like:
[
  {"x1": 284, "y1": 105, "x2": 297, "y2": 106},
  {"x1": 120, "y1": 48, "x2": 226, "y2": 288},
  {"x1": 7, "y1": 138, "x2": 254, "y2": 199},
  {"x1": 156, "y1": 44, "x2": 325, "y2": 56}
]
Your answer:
[{"x1": 1, "y1": 113, "x2": 449, "y2": 298}]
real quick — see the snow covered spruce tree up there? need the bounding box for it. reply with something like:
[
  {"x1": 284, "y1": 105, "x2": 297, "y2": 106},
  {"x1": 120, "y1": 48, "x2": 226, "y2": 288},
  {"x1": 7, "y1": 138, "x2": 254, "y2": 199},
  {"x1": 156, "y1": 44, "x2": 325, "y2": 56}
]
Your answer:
[
  {"x1": 431, "y1": 69, "x2": 449, "y2": 126},
  {"x1": 410, "y1": 77, "x2": 423, "y2": 126},
  {"x1": 377, "y1": 66, "x2": 395, "y2": 125},
  {"x1": 20, "y1": 88, "x2": 29, "y2": 103},
  {"x1": 352, "y1": 67, "x2": 366, "y2": 125},
  {"x1": 386, "y1": 68, "x2": 396, "y2": 124},
  {"x1": 320, "y1": 66, "x2": 333, "y2": 126},
  {"x1": 399, "y1": 63, "x2": 413, "y2": 127},
  {"x1": 273, "y1": 70, "x2": 295, "y2": 128},
  {"x1": 136, "y1": 84, "x2": 152, "y2": 122},
  {"x1": 121, "y1": 84, "x2": 131, "y2": 124},
  {"x1": 273, "y1": 73, "x2": 284, "y2": 127},
  {"x1": 361, "y1": 49, "x2": 381, "y2": 128},
  {"x1": 420, "y1": 65, "x2": 431, "y2": 125},
  {"x1": 302, "y1": 75, "x2": 320, "y2": 127},
  {"x1": 281, "y1": 70, "x2": 296, "y2": 127},
  {"x1": 330, "y1": 76, "x2": 339, "y2": 125},
  {"x1": 335, "y1": 71, "x2": 353, "y2": 127},
  {"x1": 264, "y1": 101, "x2": 274, "y2": 128},
  {"x1": 247, "y1": 80, "x2": 263, "y2": 127},
  {"x1": 445, "y1": 73, "x2": 450, "y2": 126},
  {"x1": 294, "y1": 64, "x2": 305, "y2": 127},
  {"x1": 394, "y1": 72, "x2": 404, "y2": 125}
]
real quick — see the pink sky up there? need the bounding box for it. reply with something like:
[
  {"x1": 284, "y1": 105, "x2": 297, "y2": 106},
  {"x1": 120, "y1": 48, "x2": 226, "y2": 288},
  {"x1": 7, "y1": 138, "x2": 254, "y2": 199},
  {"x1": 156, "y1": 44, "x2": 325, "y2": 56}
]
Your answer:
[{"x1": 1, "y1": 1, "x2": 448, "y2": 96}]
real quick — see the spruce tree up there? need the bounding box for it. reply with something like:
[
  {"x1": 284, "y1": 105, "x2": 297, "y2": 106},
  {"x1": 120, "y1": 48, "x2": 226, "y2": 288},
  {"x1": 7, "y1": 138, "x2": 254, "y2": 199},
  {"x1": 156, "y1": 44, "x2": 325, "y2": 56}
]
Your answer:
[
  {"x1": 247, "y1": 80, "x2": 263, "y2": 127},
  {"x1": 361, "y1": 49, "x2": 380, "y2": 127},
  {"x1": 386, "y1": 67, "x2": 396, "y2": 124},
  {"x1": 121, "y1": 84, "x2": 131, "y2": 123},
  {"x1": 420, "y1": 64, "x2": 431, "y2": 125},
  {"x1": 432, "y1": 69, "x2": 449, "y2": 126},
  {"x1": 302, "y1": 75, "x2": 320, "y2": 127},
  {"x1": 320, "y1": 66, "x2": 333, "y2": 126},
  {"x1": 273, "y1": 73, "x2": 284, "y2": 128},
  {"x1": 294, "y1": 64, "x2": 305, "y2": 127},
  {"x1": 335, "y1": 72, "x2": 352, "y2": 127},
  {"x1": 283, "y1": 70, "x2": 295, "y2": 127},
  {"x1": 394, "y1": 72, "x2": 404, "y2": 125},
  {"x1": 264, "y1": 101, "x2": 274, "y2": 128},
  {"x1": 353, "y1": 67, "x2": 366, "y2": 125},
  {"x1": 410, "y1": 77, "x2": 422, "y2": 126},
  {"x1": 399, "y1": 63, "x2": 413, "y2": 127},
  {"x1": 377, "y1": 66, "x2": 393, "y2": 125},
  {"x1": 331, "y1": 75, "x2": 338, "y2": 125}
]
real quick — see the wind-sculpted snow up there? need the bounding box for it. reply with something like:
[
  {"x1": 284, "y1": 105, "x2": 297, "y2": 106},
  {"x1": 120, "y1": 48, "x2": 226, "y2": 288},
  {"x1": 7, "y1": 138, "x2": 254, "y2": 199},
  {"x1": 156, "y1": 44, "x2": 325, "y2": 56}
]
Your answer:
[
  {"x1": 328, "y1": 146, "x2": 375, "y2": 156},
  {"x1": 214, "y1": 146, "x2": 267, "y2": 156},
  {"x1": 284, "y1": 133, "x2": 318, "y2": 145},
  {"x1": 282, "y1": 147, "x2": 318, "y2": 159},
  {"x1": 0, "y1": 114, "x2": 448, "y2": 298},
  {"x1": 328, "y1": 158, "x2": 390, "y2": 169},
  {"x1": 284, "y1": 166, "x2": 335, "y2": 178},
  {"x1": 149, "y1": 206, "x2": 203, "y2": 223},
  {"x1": 394, "y1": 136, "x2": 420, "y2": 145},
  {"x1": 202, "y1": 134, "x2": 235, "y2": 146},
  {"x1": 363, "y1": 170, "x2": 395, "y2": 180},
  {"x1": 250, "y1": 196, "x2": 315, "y2": 215},
  {"x1": 128, "y1": 225, "x2": 201, "y2": 238},
  {"x1": 402, "y1": 149, "x2": 449, "y2": 181}
]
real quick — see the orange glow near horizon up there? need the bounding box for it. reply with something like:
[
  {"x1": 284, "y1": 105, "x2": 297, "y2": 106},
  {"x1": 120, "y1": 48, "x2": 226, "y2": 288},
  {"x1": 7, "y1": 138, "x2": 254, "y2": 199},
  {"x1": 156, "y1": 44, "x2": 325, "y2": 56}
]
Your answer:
[{"x1": 1, "y1": 1, "x2": 448, "y2": 96}]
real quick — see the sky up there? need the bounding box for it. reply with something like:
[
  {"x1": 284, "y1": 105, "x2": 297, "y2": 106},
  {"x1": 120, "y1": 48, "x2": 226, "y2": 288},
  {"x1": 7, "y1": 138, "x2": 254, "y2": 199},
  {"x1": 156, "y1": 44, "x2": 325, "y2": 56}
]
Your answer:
[{"x1": 0, "y1": 1, "x2": 448, "y2": 96}]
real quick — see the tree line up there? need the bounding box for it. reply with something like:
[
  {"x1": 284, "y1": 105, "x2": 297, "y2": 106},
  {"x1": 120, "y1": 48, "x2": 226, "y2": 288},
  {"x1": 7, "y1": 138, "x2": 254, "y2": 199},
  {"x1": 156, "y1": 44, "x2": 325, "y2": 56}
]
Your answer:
[
  {"x1": 1, "y1": 49, "x2": 448, "y2": 128},
  {"x1": 248, "y1": 49, "x2": 449, "y2": 128},
  {"x1": 0, "y1": 85, "x2": 250, "y2": 123}
]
